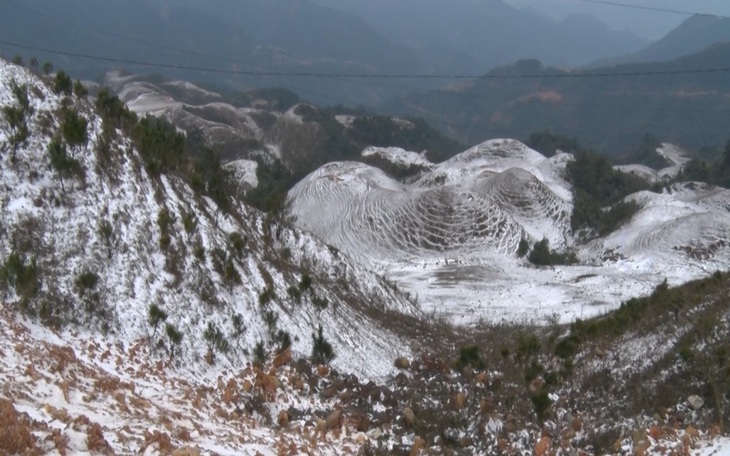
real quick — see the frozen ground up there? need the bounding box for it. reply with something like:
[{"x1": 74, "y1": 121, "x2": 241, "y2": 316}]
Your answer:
[{"x1": 288, "y1": 139, "x2": 730, "y2": 326}]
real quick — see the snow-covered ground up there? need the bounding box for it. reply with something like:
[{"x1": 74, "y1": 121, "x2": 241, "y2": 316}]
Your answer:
[
  {"x1": 288, "y1": 139, "x2": 730, "y2": 325},
  {"x1": 0, "y1": 59, "x2": 419, "y2": 380}
]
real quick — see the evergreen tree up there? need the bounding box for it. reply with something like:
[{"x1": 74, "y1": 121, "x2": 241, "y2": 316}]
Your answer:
[
  {"x1": 311, "y1": 324, "x2": 335, "y2": 365},
  {"x1": 147, "y1": 304, "x2": 167, "y2": 338}
]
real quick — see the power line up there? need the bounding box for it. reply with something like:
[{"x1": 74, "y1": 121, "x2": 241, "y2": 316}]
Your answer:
[
  {"x1": 2, "y1": 39, "x2": 730, "y2": 80},
  {"x1": 576, "y1": 0, "x2": 730, "y2": 18}
]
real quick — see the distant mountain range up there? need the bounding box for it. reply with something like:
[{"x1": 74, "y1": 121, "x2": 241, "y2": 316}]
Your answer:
[
  {"x1": 0, "y1": 0, "x2": 648, "y2": 106},
  {"x1": 0, "y1": 0, "x2": 424, "y2": 105},
  {"x1": 592, "y1": 15, "x2": 730, "y2": 67},
  {"x1": 310, "y1": 0, "x2": 648, "y2": 74},
  {"x1": 388, "y1": 41, "x2": 730, "y2": 154}
]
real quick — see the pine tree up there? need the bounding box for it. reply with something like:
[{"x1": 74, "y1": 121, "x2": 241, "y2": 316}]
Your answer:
[{"x1": 311, "y1": 324, "x2": 335, "y2": 365}]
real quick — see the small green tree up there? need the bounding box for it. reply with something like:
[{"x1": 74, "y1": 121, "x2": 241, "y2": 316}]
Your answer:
[
  {"x1": 73, "y1": 80, "x2": 88, "y2": 98},
  {"x1": 61, "y1": 109, "x2": 88, "y2": 157},
  {"x1": 2, "y1": 82, "x2": 32, "y2": 161},
  {"x1": 231, "y1": 313, "x2": 246, "y2": 350},
  {"x1": 53, "y1": 70, "x2": 72, "y2": 95},
  {"x1": 12, "y1": 55, "x2": 23, "y2": 66},
  {"x1": 47, "y1": 139, "x2": 83, "y2": 189},
  {"x1": 148, "y1": 303, "x2": 167, "y2": 339},
  {"x1": 253, "y1": 340, "x2": 266, "y2": 367},
  {"x1": 98, "y1": 219, "x2": 114, "y2": 258},
  {"x1": 165, "y1": 323, "x2": 183, "y2": 358},
  {"x1": 203, "y1": 321, "x2": 229, "y2": 354},
  {"x1": 42, "y1": 62, "x2": 53, "y2": 76},
  {"x1": 311, "y1": 324, "x2": 335, "y2": 365},
  {"x1": 29, "y1": 57, "x2": 38, "y2": 73},
  {"x1": 517, "y1": 238, "x2": 529, "y2": 257}
]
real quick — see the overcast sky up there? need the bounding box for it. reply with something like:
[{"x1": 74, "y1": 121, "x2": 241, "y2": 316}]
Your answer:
[{"x1": 502, "y1": 0, "x2": 730, "y2": 40}]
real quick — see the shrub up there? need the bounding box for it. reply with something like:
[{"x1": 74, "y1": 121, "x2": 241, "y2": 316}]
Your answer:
[
  {"x1": 181, "y1": 210, "x2": 197, "y2": 235},
  {"x1": 517, "y1": 238, "x2": 529, "y2": 257},
  {"x1": 228, "y1": 232, "x2": 246, "y2": 256},
  {"x1": 223, "y1": 259, "x2": 241, "y2": 290},
  {"x1": 311, "y1": 324, "x2": 335, "y2": 365},
  {"x1": 262, "y1": 310, "x2": 279, "y2": 337},
  {"x1": 516, "y1": 334, "x2": 540, "y2": 362},
  {"x1": 53, "y1": 70, "x2": 72, "y2": 95},
  {"x1": 0, "y1": 252, "x2": 40, "y2": 304},
  {"x1": 73, "y1": 80, "x2": 88, "y2": 98},
  {"x1": 456, "y1": 345, "x2": 485, "y2": 370},
  {"x1": 98, "y1": 220, "x2": 114, "y2": 258},
  {"x1": 299, "y1": 274, "x2": 313, "y2": 291},
  {"x1": 157, "y1": 208, "x2": 175, "y2": 250},
  {"x1": 312, "y1": 295, "x2": 329, "y2": 311},
  {"x1": 165, "y1": 323, "x2": 183, "y2": 358},
  {"x1": 75, "y1": 271, "x2": 99, "y2": 296},
  {"x1": 48, "y1": 139, "x2": 84, "y2": 186},
  {"x1": 287, "y1": 286, "x2": 301, "y2": 303},
  {"x1": 147, "y1": 304, "x2": 167, "y2": 338},
  {"x1": 253, "y1": 340, "x2": 266, "y2": 367},
  {"x1": 231, "y1": 313, "x2": 246, "y2": 349},
  {"x1": 528, "y1": 239, "x2": 577, "y2": 266},
  {"x1": 2, "y1": 82, "x2": 32, "y2": 160},
  {"x1": 203, "y1": 321, "x2": 229, "y2": 354},
  {"x1": 275, "y1": 330, "x2": 292, "y2": 353},
  {"x1": 531, "y1": 389, "x2": 552, "y2": 423},
  {"x1": 61, "y1": 108, "x2": 88, "y2": 155}
]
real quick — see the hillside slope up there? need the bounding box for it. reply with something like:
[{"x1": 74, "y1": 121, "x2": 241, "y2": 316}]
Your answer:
[
  {"x1": 0, "y1": 60, "x2": 422, "y2": 380},
  {"x1": 288, "y1": 140, "x2": 730, "y2": 325}
]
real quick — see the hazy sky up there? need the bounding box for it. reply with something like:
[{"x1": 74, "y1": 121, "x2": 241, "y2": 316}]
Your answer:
[{"x1": 503, "y1": 0, "x2": 730, "y2": 40}]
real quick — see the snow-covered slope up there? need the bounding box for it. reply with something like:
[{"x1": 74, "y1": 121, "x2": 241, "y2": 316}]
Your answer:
[
  {"x1": 288, "y1": 139, "x2": 730, "y2": 325},
  {"x1": 0, "y1": 60, "x2": 421, "y2": 380}
]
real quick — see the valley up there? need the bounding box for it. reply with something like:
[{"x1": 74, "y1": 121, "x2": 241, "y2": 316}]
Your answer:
[{"x1": 1, "y1": 2, "x2": 730, "y2": 452}]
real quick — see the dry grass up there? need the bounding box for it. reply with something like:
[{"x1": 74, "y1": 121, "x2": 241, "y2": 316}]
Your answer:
[{"x1": 0, "y1": 399, "x2": 39, "y2": 455}]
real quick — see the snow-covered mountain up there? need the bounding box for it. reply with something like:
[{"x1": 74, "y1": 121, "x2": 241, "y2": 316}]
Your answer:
[
  {"x1": 0, "y1": 59, "x2": 421, "y2": 381},
  {"x1": 288, "y1": 140, "x2": 730, "y2": 325},
  {"x1": 4, "y1": 59, "x2": 730, "y2": 455}
]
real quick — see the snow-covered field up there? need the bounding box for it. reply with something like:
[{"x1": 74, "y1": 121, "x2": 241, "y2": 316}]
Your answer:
[{"x1": 288, "y1": 140, "x2": 730, "y2": 325}]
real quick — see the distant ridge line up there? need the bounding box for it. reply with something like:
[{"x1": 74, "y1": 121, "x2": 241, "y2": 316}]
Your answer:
[
  {"x1": 577, "y1": 0, "x2": 730, "y2": 18},
  {"x1": 2, "y1": 39, "x2": 730, "y2": 81}
]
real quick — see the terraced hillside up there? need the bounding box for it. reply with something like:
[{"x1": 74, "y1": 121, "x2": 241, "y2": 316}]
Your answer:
[{"x1": 288, "y1": 140, "x2": 730, "y2": 325}]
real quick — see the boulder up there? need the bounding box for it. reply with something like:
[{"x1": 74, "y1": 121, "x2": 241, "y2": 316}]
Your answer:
[
  {"x1": 687, "y1": 395, "x2": 704, "y2": 410},
  {"x1": 394, "y1": 357, "x2": 411, "y2": 369}
]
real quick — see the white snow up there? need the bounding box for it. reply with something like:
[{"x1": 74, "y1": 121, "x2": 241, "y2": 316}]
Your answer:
[
  {"x1": 0, "y1": 59, "x2": 419, "y2": 382},
  {"x1": 288, "y1": 139, "x2": 730, "y2": 326}
]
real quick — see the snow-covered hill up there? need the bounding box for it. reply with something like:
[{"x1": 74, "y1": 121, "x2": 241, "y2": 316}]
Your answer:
[
  {"x1": 288, "y1": 139, "x2": 730, "y2": 325},
  {"x1": 0, "y1": 60, "x2": 421, "y2": 380}
]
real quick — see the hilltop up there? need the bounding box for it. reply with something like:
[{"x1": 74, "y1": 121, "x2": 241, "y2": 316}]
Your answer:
[{"x1": 288, "y1": 139, "x2": 730, "y2": 325}]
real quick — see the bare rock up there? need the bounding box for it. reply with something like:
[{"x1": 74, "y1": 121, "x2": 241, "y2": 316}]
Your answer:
[
  {"x1": 394, "y1": 357, "x2": 411, "y2": 369},
  {"x1": 403, "y1": 407, "x2": 416, "y2": 428},
  {"x1": 277, "y1": 410, "x2": 289, "y2": 428},
  {"x1": 410, "y1": 436, "x2": 426, "y2": 456},
  {"x1": 687, "y1": 395, "x2": 704, "y2": 410},
  {"x1": 326, "y1": 409, "x2": 342, "y2": 430},
  {"x1": 273, "y1": 348, "x2": 292, "y2": 368}
]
